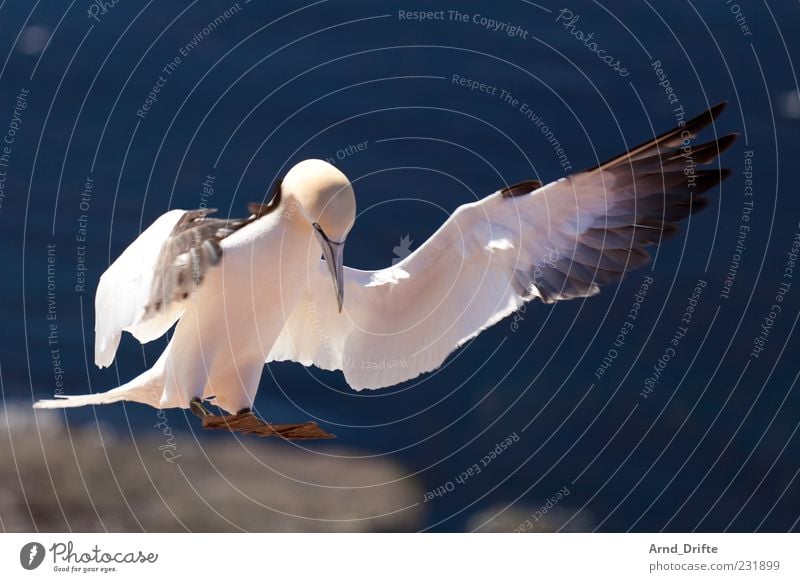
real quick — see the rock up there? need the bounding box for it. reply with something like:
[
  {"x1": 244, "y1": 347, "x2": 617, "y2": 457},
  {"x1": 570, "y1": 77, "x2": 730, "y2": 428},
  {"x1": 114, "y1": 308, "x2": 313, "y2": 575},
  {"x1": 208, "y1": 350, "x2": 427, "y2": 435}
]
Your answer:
[{"x1": 0, "y1": 405, "x2": 423, "y2": 532}]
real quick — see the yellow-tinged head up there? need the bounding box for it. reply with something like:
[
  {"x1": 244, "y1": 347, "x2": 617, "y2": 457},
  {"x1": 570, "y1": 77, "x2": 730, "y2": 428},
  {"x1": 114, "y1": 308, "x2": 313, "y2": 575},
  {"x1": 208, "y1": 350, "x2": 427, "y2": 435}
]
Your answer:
[
  {"x1": 281, "y1": 159, "x2": 356, "y2": 312},
  {"x1": 283, "y1": 159, "x2": 356, "y2": 239}
]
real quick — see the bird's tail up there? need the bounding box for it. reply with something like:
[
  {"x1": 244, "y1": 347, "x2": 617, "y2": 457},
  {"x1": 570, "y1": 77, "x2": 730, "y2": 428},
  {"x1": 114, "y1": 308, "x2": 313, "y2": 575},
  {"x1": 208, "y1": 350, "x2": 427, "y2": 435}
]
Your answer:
[{"x1": 33, "y1": 363, "x2": 164, "y2": 410}]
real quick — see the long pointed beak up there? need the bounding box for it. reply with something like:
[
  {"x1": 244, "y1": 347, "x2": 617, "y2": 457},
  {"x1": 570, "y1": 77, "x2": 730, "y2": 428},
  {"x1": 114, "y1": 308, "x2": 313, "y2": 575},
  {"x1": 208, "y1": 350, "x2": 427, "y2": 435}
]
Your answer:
[{"x1": 313, "y1": 223, "x2": 345, "y2": 312}]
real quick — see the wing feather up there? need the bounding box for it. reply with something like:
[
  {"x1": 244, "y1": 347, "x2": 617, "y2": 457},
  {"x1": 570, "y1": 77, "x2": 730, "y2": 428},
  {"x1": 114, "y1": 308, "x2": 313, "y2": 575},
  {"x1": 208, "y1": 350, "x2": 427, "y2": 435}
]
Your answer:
[
  {"x1": 94, "y1": 193, "x2": 282, "y2": 367},
  {"x1": 94, "y1": 209, "x2": 188, "y2": 367},
  {"x1": 268, "y1": 104, "x2": 736, "y2": 389}
]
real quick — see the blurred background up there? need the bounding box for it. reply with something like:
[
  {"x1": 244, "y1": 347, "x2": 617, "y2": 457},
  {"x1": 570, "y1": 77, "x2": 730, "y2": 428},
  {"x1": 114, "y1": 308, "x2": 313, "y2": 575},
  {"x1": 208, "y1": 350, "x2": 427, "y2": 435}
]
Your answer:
[{"x1": 0, "y1": 0, "x2": 798, "y2": 532}]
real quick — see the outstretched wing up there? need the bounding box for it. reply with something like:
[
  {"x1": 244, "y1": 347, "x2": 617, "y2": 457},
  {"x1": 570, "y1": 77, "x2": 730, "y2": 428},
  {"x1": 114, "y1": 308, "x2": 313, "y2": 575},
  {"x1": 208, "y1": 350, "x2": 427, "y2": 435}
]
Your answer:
[
  {"x1": 268, "y1": 103, "x2": 736, "y2": 389},
  {"x1": 94, "y1": 201, "x2": 280, "y2": 368}
]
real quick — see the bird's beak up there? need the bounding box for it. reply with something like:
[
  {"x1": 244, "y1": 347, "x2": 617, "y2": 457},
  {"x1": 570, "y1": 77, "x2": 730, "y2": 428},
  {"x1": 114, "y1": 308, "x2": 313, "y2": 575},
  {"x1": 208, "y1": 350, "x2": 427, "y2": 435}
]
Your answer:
[{"x1": 313, "y1": 223, "x2": 345, "y2": 313}]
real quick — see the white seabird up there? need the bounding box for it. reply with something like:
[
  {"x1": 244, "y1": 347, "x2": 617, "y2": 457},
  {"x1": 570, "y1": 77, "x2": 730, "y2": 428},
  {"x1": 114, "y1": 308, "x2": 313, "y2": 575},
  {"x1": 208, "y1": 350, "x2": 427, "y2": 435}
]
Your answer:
[{"x1": 34, "y1": 104, "x2": 736, "y2": 439}]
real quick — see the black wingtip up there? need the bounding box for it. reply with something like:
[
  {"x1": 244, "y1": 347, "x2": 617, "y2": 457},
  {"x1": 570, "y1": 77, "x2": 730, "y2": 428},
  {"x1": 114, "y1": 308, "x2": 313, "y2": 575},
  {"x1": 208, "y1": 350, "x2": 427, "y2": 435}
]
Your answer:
[
  {"x1": 685, "y1": 101, "x2": 728, "y2": 133},
  {"x1": 711, "y1": 133, "x2": 739, "y2": 157},
  {"x1": 718, "y1": 132, "x2": 739, "y2": 151},
  {"x1": 709, "y1": 100, "x2": 728, "y2": 120}
]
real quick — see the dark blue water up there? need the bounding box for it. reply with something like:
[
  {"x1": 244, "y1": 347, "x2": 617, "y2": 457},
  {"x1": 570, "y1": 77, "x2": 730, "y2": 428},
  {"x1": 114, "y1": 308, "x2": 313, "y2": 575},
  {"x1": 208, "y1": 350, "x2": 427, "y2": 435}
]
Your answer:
[{"x1": 1, "y1": 0, "x2": 799, "y2": 531}]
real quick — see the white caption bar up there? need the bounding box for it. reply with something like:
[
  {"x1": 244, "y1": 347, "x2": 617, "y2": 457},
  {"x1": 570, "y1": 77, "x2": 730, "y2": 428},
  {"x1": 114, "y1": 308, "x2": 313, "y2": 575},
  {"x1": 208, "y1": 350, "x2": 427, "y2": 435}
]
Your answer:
[{"x1": 0, "y1": 533, "x2": 797, "y2": 580}]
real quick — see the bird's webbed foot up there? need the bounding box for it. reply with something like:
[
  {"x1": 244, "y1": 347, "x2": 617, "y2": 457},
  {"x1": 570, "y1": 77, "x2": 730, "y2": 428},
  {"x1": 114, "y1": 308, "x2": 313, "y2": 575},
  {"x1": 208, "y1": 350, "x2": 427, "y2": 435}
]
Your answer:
[
  {"x1": 191, "y1": 400, "x2": 335, "y2": 440},
  {"x1": 190, "y1": 397, "x2": 213, "y2": 419}
]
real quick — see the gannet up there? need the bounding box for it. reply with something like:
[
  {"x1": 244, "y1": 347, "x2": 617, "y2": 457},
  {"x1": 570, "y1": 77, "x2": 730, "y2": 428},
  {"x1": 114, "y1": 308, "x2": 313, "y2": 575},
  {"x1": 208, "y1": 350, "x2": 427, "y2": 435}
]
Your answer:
[{"x1": 34, "y1": 103, "x2": 736, "y2": 439}]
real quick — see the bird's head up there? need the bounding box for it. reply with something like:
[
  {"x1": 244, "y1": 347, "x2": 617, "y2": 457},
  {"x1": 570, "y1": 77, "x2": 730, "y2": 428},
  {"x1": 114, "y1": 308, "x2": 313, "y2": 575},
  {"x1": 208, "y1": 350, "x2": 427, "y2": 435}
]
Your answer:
[{"x1": 282, "y1": 159, "x2": 356, "y2": 312}]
